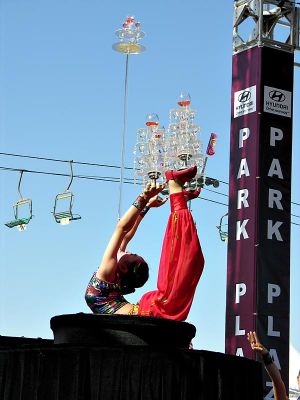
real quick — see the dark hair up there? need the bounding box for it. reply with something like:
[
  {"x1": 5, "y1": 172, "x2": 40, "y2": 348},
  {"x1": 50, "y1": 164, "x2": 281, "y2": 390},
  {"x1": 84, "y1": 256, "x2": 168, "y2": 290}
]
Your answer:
[{"x1": 118, "y1": 254, "x2": 149, "y2": 295}]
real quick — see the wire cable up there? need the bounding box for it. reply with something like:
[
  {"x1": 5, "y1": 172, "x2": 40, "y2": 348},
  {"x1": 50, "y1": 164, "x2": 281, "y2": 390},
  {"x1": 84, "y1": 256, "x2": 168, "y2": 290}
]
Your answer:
[
  {"x1": 1, "y1": 164, "x2": 299, "y2": 210},
  {"x1": 198, "y1": 196, "x2": 228, "y2": 207},
  {"x1": 0, "y1": 166, "x2": 137, "y2": 184},
  {"x1": 0, "y1": 165, "x2": 233, "y2": 210},
  {"x1": 204, "y1": 187, "x2": 228, "y2": 197},
  {"x1": 0, "y1": 161, "x2": 299, "y2": 212},
  {"x1": 1, "y1": 165, "x2": 299, "y2": 226},
  {"x1": 0, "y1": 152, "x2": 133, "y2": 170},
  {"x1": 1, "y1": 152, "x2": 300, "y2": 206},
  {"x1": 0, "y1": 166, "x2": 230, "y2": 200}
]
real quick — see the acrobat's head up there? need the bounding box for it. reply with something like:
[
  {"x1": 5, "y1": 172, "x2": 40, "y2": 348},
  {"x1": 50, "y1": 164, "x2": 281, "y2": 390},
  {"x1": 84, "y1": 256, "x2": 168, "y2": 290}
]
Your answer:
[{"x1": 117, "y1": 253, "x2": 149, "y2": 295}]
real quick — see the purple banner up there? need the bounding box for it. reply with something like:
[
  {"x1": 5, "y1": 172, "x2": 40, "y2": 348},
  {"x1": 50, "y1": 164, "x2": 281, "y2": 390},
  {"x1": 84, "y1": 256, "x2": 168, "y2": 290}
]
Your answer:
[{"x1": 226, "y1": 46, "x2": 293, "y2": 395}]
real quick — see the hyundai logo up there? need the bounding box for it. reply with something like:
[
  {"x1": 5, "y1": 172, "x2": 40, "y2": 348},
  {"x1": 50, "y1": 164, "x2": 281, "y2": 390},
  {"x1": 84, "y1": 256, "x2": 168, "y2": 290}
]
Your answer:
[
  {"x1": 238, "y1": 91, "x2": 251, "y2": 103},
  {"x1": 269, "y1": 90, "x2": 286, "y2": 102}
]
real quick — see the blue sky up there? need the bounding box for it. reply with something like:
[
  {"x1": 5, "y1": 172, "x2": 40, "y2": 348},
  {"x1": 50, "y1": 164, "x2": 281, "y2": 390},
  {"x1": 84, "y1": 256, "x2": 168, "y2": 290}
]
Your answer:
[{"x1": 0, "y1": 0, "x2": 299, "y2": 388}]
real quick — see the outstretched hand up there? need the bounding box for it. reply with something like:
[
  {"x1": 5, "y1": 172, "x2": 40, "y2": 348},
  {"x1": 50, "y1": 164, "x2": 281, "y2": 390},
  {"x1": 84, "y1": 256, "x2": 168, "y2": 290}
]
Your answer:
[
  {"x1": 247, "y1": 332, "x2": 288, "y2": 400},
  {"x1": 143, "y1": 182, "x2": 166, "y2": 200},
  {"x1": 247, "y1": 331, "x2": 268, "y2": 355},
  {"x1": 147, "y1": 194, "x2": 168, "y2": 208}
]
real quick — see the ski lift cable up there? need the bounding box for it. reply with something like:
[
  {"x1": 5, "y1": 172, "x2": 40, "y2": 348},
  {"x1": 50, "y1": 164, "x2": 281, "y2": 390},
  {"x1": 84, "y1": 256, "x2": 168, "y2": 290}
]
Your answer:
[
  {"x1": 0, "y1": 165, "x2": 228, "y2": 196},
  {"x1": 0, "y1": 165, "x2": 230, "y2": 201},
  {"x1": 0, "y1": 166, "x2": 231, "y2": 212},
  {"x1": 1, "y1": 152, "x2": 300, "y2": 207},
  {"x1": 0, "y1": 166, "x2": 138, "y2": 183},
  {"x1": 0, "y1": 165, "x2": 299, "y2": 221},
  {"x1": 0, "y1": 152, "x2": 133, "y2": 170}
]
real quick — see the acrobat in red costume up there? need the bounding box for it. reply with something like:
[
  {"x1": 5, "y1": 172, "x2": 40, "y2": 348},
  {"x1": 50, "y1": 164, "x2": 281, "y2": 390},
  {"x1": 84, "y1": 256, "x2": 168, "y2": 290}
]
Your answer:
[
  {"x1": 138, "y1": 190, "x2": 204, "y2": 320},
  {"x1": 85, "y1": 166, "x2": 204, "y2": 321}
]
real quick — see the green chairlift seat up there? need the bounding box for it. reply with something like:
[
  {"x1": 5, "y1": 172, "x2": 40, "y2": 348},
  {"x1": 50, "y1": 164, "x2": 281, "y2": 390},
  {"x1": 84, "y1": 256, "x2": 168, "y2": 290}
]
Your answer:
[
  {"x1": 5, "y1": 198, "x2": 33, "y2": 230},
  {"x1": 53, "y1": 191, "x2": 81, "y2": 224}
]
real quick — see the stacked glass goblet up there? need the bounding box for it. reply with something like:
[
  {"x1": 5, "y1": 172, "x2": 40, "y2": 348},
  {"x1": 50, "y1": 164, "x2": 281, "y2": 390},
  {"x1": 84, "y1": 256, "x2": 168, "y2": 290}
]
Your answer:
[{"x1": 134, "y1": 93, "x2": 205, "y2": 189}]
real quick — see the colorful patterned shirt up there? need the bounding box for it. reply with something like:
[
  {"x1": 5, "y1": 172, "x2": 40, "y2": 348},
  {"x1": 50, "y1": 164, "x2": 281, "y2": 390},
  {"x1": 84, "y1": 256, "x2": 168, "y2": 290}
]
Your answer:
[{"x1": 85, "y1": 273, "x2": 129, "y2": 314}]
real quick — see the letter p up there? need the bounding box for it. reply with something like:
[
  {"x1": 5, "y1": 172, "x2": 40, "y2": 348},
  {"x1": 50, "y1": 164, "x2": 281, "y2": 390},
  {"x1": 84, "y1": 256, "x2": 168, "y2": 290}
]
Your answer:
[
  {"x1": 270, "y1": 127, "x2": 283, "y2": 147},
  {"x1": 239, "y1": 128, "x2": 250, "y2": 148},
  {"x1": 268, "y1": 284, "x2": 281, "y2": 303},
  {"x1": 235, "y1": 283, "x2": 247, "y2": 303}
]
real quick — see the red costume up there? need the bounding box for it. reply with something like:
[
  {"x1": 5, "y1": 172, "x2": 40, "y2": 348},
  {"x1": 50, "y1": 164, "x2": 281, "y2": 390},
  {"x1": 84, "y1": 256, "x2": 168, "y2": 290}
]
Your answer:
[{"x1": 137, "y1": 191, "x2": 204, "y2": 321}]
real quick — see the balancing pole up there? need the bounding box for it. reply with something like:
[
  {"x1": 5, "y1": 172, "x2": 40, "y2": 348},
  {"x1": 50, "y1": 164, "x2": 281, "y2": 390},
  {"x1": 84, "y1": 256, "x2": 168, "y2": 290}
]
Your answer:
[{"x1": 112, "y1": 16, "x2": 146, "y2": 220}]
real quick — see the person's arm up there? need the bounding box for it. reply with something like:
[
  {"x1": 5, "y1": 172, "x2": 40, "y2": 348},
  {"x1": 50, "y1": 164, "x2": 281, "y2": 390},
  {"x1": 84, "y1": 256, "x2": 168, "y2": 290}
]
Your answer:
[
  {"x1": 119, "y1": 194, "x2": 168, "y2": 252},
  {"x1": 96, "y1": 183, "x2": 165, "y2": 282},
  {"x1": 247, "y1": 331, "x2": 288, "y2": 400}
]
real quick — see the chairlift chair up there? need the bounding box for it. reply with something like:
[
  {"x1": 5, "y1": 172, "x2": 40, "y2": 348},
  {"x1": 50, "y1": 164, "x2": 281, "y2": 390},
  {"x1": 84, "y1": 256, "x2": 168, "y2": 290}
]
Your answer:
[
  {"x1": 217, "y1": 213, "x2": 228, "y2": 242},
  {"x1": 5, "y1": 198, "x2": 33, "y2": 229},
  {"x1": 52, "y1": 161, "x2": 81, "y2": 225},
  {"x1": 53, "y1": 190, "x2": 81, "y2": 224},
  {"x1": 5, "y1": 170, "x2": 33, "y2": 230}
]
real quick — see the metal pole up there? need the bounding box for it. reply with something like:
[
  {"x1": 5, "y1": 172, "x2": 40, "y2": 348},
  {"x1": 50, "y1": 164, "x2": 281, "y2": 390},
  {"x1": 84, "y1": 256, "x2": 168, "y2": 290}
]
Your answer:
[
  {"x1": 118, "y1": 54, "x2": 129, "y2": 220},
  {"x1": 258, "y1": 0, "x2": 264, "y2": 46}
]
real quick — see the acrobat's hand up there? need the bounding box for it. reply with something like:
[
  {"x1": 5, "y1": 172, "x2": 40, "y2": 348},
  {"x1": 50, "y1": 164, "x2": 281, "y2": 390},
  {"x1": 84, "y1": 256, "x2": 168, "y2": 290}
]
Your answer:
[
  {"x1": 143, "y1": 182, "x2": 166, "y2": 200},
  {"x1": 247, "y1": 331, "x2": 268, "y2": 355},
  {"x1": 147, "y1": 194, "x2": 169, "y2": 208}
]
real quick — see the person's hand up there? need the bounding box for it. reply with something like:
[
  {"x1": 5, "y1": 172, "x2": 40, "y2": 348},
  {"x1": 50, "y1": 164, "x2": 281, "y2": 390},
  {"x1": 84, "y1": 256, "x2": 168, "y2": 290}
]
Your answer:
[
  {"x1": 248, "y1": 332, "x2": 287, "y2": 400},
  {"x1": 147, "y1": 194, "x2": 168, "y2": 208},
  {"x1": 142, "y1": 182, "x2": 165, "y2": 200},
  {"x1": 247, "y1": 331, "x2": 269, "y2": 355}
]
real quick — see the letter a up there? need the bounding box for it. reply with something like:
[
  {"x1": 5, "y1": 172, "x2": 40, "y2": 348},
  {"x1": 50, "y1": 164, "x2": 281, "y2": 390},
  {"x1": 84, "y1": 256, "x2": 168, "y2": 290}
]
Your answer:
[
  {"x1": 237, "y1": 159, "x2": 250, "y2": 179},
  {"x1": 268, "y1": 159, "x2": 283, "y2": 179}
]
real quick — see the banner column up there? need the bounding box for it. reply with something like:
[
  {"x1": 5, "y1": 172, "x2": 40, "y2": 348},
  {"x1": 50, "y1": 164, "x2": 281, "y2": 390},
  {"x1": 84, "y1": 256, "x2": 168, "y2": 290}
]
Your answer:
[{"x1": 225, "y1": 45, "x2": 293, "y2": 395}]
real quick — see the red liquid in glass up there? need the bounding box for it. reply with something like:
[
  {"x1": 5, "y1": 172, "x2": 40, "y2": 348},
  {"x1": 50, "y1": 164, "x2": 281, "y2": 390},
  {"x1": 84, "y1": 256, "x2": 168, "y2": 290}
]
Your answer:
[
  {"x1": 146, "y1": 121, "x2": 159, "y2": 126},
  {"x1": 178, "y1": 100, "x2": 191, "y2": 107}
]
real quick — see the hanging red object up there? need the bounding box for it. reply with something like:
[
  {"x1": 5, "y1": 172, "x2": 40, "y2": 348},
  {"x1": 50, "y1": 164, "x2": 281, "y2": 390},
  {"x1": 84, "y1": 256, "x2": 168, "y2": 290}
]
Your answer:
[{"x1": 206, "y1": 133, "x2": 217, "y2": 156}]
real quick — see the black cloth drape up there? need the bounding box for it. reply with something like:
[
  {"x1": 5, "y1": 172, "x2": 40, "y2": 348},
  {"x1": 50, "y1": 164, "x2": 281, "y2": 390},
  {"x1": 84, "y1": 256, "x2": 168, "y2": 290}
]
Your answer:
[{"x1": 0, "y1": 344, "x2": 263, "y2": 400}]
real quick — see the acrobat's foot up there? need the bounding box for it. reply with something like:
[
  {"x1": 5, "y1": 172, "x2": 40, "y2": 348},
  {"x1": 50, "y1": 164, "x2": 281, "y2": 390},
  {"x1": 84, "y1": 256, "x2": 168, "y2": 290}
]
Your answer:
[{"x1": 165, "y1": 166, "x2": 197, "y2": 185}]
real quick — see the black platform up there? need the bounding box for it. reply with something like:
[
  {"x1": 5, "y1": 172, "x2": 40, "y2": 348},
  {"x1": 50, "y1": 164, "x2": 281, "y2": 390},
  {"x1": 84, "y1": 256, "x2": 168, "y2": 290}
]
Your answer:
[
  {"x1": 50, "y1": 313, "x2": 196, "y2": 347},
  {"x1": 0, "y1": 314, "x2": 263, "y2": 400}
]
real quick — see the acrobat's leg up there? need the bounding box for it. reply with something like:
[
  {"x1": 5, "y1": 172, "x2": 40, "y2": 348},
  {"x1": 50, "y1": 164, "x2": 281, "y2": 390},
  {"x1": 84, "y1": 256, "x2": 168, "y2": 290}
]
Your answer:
[{"x1": 138, "y1": 167, "x2": 204, "y2": 320}]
